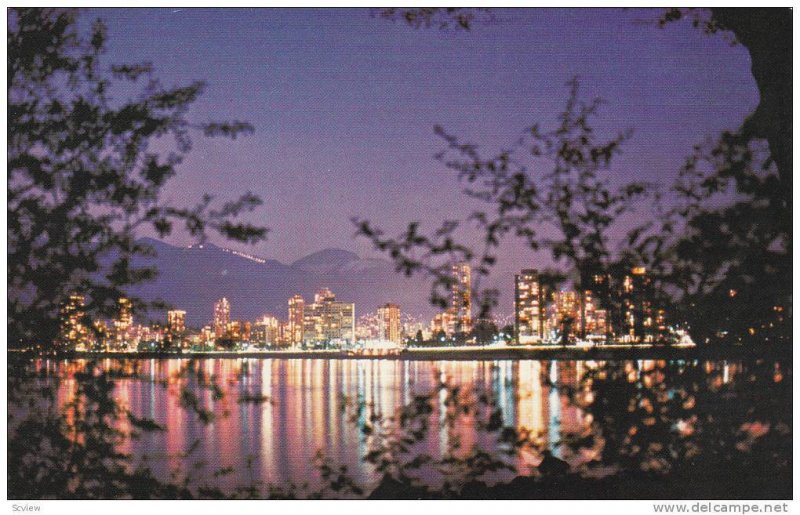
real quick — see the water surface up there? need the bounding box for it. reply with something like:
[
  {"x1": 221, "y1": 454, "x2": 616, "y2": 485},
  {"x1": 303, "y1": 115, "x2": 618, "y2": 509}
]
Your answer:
[{"x1": 30, "y1": 357, "x2": 779, "y2": 495}]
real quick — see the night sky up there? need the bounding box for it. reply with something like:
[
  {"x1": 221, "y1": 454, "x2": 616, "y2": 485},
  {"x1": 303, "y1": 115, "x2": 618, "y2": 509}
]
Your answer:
[{"x1": 87, "y1": 8, "x2": 757, "y2": 291}]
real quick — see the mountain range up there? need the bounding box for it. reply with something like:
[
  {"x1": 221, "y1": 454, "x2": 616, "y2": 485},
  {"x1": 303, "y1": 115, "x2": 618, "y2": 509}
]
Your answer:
[{"x1": 127, "y1": 238, "x2": 435, "y2": 327}]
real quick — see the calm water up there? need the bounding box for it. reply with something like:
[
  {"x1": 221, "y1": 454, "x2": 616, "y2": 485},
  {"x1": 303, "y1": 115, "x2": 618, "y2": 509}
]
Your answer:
[{"x1": 27, "y1": 357, "x2": 779, "y2": 495}]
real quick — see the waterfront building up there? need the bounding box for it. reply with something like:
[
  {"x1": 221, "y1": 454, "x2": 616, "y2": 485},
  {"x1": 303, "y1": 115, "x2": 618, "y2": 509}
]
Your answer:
[
  {"x1": 551, "y1": 290, "x2": 579, "y2": 341},
  {"x1": 356, "y1": 311, "x2": 381, "y2": 341},
  {"x1": 514, "y1": 269, "x2": 546, "y2": 343},
  {"x1": 201, "y1": 325, "x2": 214, "y2": 344},
  {"x1": 591, "y1": 273, "x2": 613, "y2": 335},
  {"x1": 622, "y1": 266, "x2": 653, "y2": 342},
  {"x1": 213, "y1": 297, "x2": 231, "y2": 338},
  {"x1": 167, "y1": 309, "x2": 186, "y2": 334},
  {"x1": 581, "y1": 290, "x2": 608, "y2": 339},
  {"x1": 302, "y1": 288, "x2": 355, "y2": 347},
  {"x1": 377, "y1": 303, "x2": 402, "y2": 344},
  {"x1": 253, "y1": 315, "x2": 281, "y2": 347},
  {"x1": 107, "y1": 297, "x2": 134, "y2": 349},
  {"x1": 91, "y1": 319, "x2": 109, "y2": 351},
  {"x1": 59, "y1": 293, "x2": 88, "y2": 349},
  {"x1": 451, "y1": 262, "x2": 473, "y2": 334},
  {"x1": 431, "y1": 311, "x2": 455, "y2": 339},
  {"x1": 402, "y1": 320, "x2": 427, "y2": 343},
  {"x1": 131, "y1": 323, "x2": 162, "y2": 347},
  {"x1": 226, "y1": 320, "x2": 245, "y2": 341},
  {"x1": 114, "y1": 297, "x2": 133, "y2": 342},
  {"x1": 279, "y1": 321, "x2": 291, "y2": 346},
  {"x1": 288, "y1": 294, "x2": 305, "y2": 347}
]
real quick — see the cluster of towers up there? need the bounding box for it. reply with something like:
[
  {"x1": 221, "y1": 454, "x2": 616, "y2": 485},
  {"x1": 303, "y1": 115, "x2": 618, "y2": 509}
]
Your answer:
[
  {"x1": 57, "y1": 262, "x2": 667, "y2": 351},
  {"x1": 514, "y1": 267, "x2": 666, "y2": 344},
  {"x1": 58, "y1": 294, "x2": 187, "y2": 350},
  {"x1": 210, "y1": 288, "x2": 376, "y2": 348},
  {"x1": 355, "y1": 304, "x2": 403, "y2": 344}
]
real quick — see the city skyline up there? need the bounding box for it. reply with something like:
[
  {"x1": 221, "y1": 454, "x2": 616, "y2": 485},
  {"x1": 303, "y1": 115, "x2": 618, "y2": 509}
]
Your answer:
[{"x1": 58, "y1": 260, "x2": 681, "y2": 351}]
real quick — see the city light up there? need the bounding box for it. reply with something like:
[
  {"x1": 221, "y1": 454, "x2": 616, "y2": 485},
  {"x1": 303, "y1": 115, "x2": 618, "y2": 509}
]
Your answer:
[{"x1": 59, "y1": 263, "x2": 691, "y2": 354}]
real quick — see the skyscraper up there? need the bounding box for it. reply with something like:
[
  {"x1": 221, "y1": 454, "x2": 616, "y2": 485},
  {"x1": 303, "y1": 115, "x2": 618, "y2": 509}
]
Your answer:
[
  {"x1": 167, "y1": 309, "x2": 186, "y2": 334},
  {"x1": 59, "y1": 293, "x2": 88, "y2": 349},
  {"x1": 622, "y1": 266, "x2": 654, "y2": 343},
  {"x1": 288, "y1": 294, "x2": 305, "y2": 347},
  {"x1": 515, "y1": 269, "x2": 545, "y2": 343},
  {"x1": 451, "y1": 262, "x2": 472, "y2": 334},
  {"x1": 592, "y1": 273, "x2": 613, "y2": 339},
  {"x1": 114, "y1": 297, "x2": 133, "y2": 345},
  {"x1": 377, "y1": 303, "x2": 402, "y2": 344},
  {"x1": 551, "y1": 290, "x2": 580, "y2": 342},
  {"x1": 580, "y1": 290, "x2": 607, "y2": 339},
  {"x1": 213, "y1": 297, "x2": 230, "y2": 338}
]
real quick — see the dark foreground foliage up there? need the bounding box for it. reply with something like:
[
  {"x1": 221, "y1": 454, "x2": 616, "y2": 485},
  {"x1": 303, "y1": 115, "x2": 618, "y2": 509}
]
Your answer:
[
  {"x1": 358, "y1": 8, "x2": 791, "y2": 345},
  {"x1": 8, "y1": 8, "x2": 266, "y2": 348},
  {"x1": 368, "y1": 470, "x2": 790, "y2": 500}
]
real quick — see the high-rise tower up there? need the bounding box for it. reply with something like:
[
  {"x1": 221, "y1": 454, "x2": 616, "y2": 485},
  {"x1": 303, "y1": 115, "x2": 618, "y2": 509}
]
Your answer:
[
  {"x1": 377, "y1": 303, "x2": 402, "y2": 345},
  {"x1": 213, "y1": 298, "x2": 230, "y2": 338},
  {"x1": 59, "y1": 293, "x2": 88, "y2": 349},
  {"x1": 515, "y1": 269, "x2": 545, "y2": 343},
  {"x1": 451, "y1": 262, "x2": 472, "y2": 334},
  {"x1": 167, "y1": 309, "x2": 186, "y2": 334},
  {"x1": 288, "y1": 294, "x2": 305, "y2": 347}
]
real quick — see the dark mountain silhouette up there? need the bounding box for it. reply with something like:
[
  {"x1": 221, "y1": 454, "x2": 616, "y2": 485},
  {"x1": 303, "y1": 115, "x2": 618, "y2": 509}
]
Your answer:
[{"x1": 127, "y1": 238, "x2": 434, "y2": 327}]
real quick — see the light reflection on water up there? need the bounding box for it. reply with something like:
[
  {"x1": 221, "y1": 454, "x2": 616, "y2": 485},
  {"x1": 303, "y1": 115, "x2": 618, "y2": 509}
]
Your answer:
[{"x1": 42, "y1": 358, "x2": 741, "y2": 493}]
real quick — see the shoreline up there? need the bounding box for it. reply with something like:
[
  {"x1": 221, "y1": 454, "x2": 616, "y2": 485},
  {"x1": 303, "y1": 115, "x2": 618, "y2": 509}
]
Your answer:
[{"x1": 14, "y1": 344, "x2": 791, "y2": 361}]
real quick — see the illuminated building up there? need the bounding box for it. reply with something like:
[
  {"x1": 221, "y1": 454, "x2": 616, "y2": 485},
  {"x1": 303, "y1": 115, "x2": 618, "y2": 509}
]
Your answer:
[
  {"x1": 224, "y1": 320, "x2": 242, "y2": 342},
  {"x1": 302, "y1": 288, "x2": 355, "y2": 347},
  {"x1": 213, "y1": 297, "x2": 231, "y2": 338},
  {"x1": 132, "y1": 324, "x2": 163, "y2": 347},
  {"x1": 403, "y1": 320, "x2": 428, "y2": 343},
  {"x1": 115, "y1": 297, "x2": 133, "y2": 331},
  {"x1": 356, "y1": 311, "x2": 381, "y2": 341},
  {"x1": 167, "y1": 309, "x2": 186, "y2": 334},
  {"x1": 545, "y1": 289, "x2": 610, "y2": 342},
  {"x1": 515, "y1": 269, "x2": 546, "y2": 343},
  {"x1": 113, "y1": 297, "x2": 133, "y2": 347},
  {"x1": 288, "y1": 294, "x2": 305, "y2": 347},
  {"x1": 226, "y1": 320, "x2": 246, "y2": 341},
  {"x1": 655, "y1": 308, "x2": 667, "y2": 338},
  {"x1": 622, "y1": 266, "x2": 654, "y2": 342},
  {"x1": 431, "y1": 311, "x2": 455, "y2": 338},
  {"x1": 550, "y1": 291, "x2": 579, "y2": 341},
  {"x1": 581, "y1": 290, "x2": 608, "y2": 339},
  {"x1": 590, "y1": 272, "x2": 616, "y2": 339},
  {"x1": 314, "y1": 287, "x2": 335, "y2": 304},
  {"x1": 91, "y1": 320, "x2": 109, "y2": 351},
  {"x1": 253, "y1": 315, "x2": 280, "y2": 347},
  {"x1": 377, "y1": 303, "x2": 402, "y2": 344},
  {"x1": 201, "y1": 325, "x2": 215, "y2": 344},
  {"x1": 279, "y1": 321, "x2": 291, "y2": 346},
  {"x1": 59, "y1": 293, "x2": 88, "y2": 349},
  {"x1": 451, "y1": 262, "x2": 473, "y2": 333}
]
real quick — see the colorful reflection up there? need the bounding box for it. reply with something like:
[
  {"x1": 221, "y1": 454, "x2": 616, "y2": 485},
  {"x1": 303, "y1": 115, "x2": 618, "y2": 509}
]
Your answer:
[{"x1": 35, "y1": 358, "x2": 750, "y2": 493}]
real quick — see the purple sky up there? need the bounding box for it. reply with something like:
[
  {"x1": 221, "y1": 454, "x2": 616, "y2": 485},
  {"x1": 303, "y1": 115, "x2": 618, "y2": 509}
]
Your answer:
[{"x1": 87, "y1": 8, "x2": 757, "y2": 288}]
